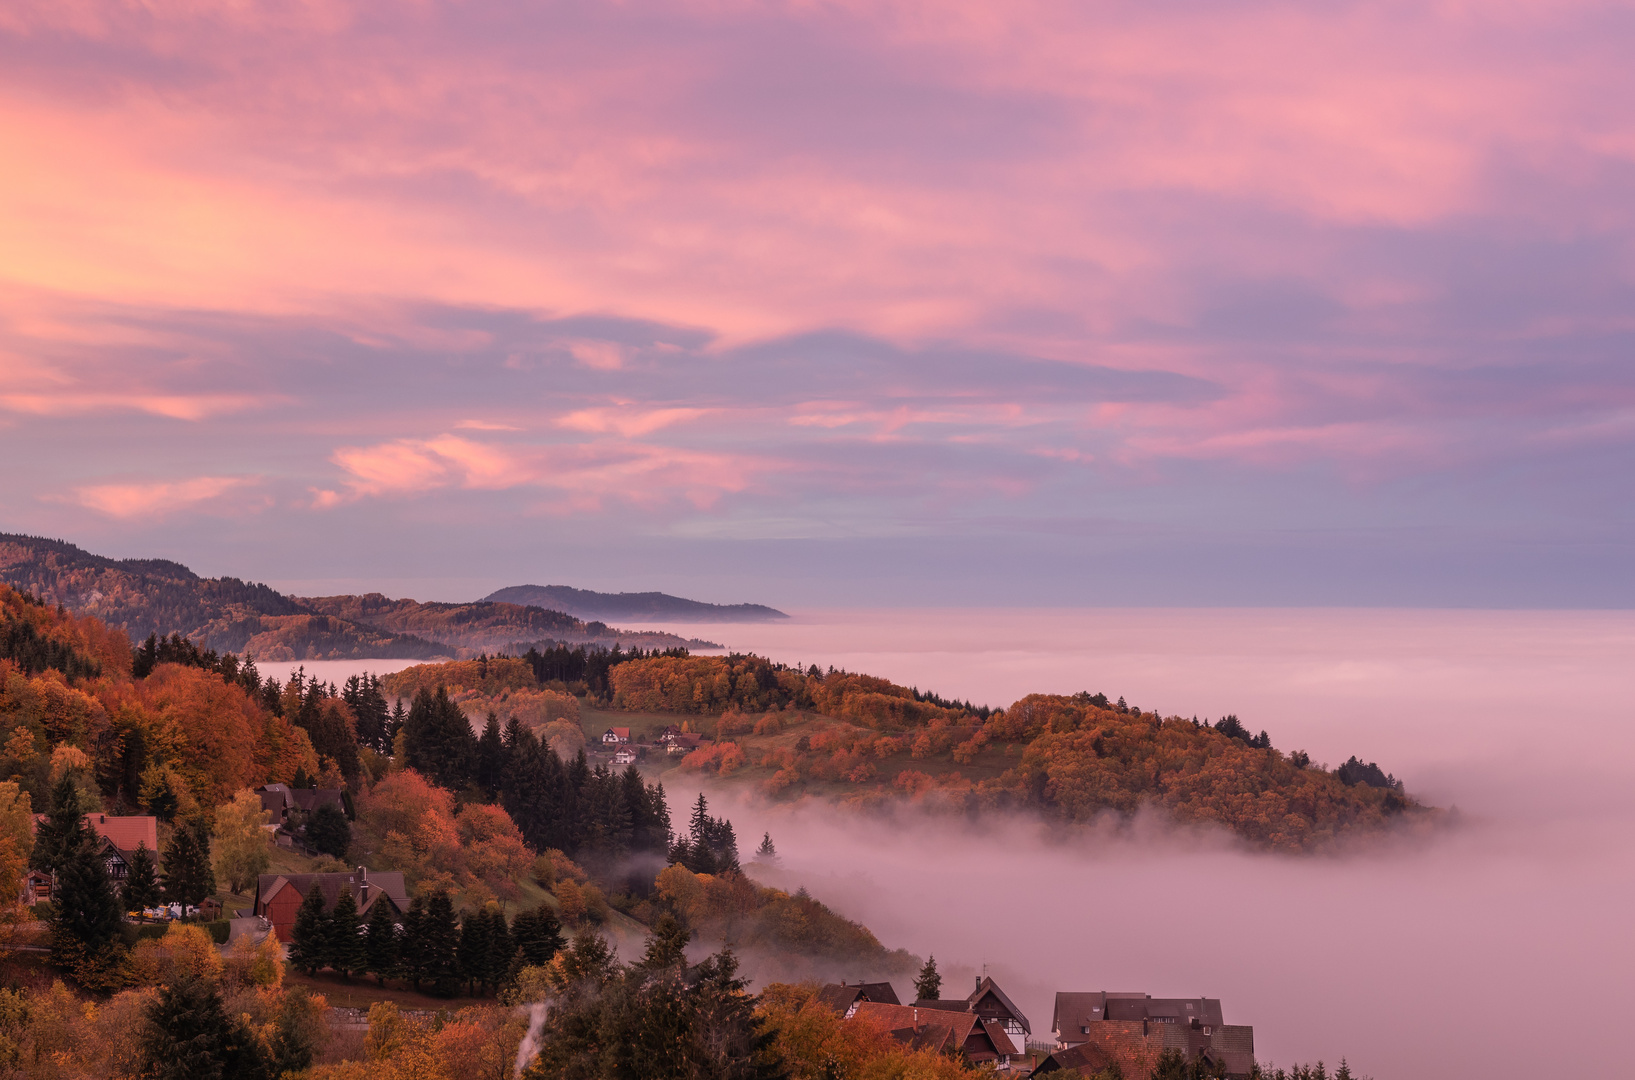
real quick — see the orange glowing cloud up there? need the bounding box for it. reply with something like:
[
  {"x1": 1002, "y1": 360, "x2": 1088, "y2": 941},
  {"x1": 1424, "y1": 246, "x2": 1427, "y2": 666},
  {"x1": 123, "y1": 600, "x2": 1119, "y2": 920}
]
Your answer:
[
  {"x1": 64, "y1": 476, "x2": 259, "y2": 519},
  {"x1": 326, "y1": 431, "x2": 765, "y2": 510}
]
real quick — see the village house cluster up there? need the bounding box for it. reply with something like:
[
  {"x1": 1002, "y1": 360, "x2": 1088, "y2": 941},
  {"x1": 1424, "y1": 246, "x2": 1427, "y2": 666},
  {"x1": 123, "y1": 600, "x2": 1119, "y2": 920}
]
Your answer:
[
  {"x1": 598, "y1": 723, "x2": 707, "y2": 766},
  {"x1": 815, "y1": 975, "x2": 1256, "y2": 1078}
]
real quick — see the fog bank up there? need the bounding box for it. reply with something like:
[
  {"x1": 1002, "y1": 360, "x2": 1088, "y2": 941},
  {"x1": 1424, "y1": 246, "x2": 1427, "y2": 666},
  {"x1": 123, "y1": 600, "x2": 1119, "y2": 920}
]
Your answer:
[
  {"x1": 658, "y1": 609, "x2": 1635, "y2": 1080},
  {"x1": 269, "y1": 608, "x2": 1634, "y2": 1077}
]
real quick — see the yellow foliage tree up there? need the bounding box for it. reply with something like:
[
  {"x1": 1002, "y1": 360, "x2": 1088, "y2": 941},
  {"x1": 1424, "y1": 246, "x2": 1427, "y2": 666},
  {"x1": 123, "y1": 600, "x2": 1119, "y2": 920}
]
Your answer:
[{"x1": 214, "y1": 788, "x2": 272, "y2": 894}]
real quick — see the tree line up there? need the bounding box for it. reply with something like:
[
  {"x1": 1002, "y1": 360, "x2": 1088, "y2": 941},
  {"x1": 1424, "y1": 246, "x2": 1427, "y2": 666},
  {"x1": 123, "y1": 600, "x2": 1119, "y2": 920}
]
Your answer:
[
  {"x1": 288, "y1": 885, "x2": 565, "y2": 998},
  {"x1": 518, "y1": 642, "x2": 692, "y2": 699}
]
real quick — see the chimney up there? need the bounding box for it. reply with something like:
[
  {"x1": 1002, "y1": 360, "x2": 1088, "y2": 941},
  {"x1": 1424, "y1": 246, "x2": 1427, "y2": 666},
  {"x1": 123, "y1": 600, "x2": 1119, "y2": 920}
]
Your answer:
[{"x1": 357, "y1": 865, "x2": 369, "y2": 904}]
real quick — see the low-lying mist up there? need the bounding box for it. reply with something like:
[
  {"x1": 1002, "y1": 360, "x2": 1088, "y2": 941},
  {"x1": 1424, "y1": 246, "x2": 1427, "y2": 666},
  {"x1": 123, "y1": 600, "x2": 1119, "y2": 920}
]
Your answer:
[
  {"x1": 646, "y1": 608, "x2": 1635, "y2": 1080},
  {"x1": 280, "y1": 608, "x2": 1633, "y2": 1078}
]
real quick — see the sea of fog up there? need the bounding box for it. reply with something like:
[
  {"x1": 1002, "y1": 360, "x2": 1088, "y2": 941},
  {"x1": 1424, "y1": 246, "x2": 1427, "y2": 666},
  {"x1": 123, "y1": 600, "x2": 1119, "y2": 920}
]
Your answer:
[{"x1": 265, "y1": 608, "x2": 1635, "y2": 1080}]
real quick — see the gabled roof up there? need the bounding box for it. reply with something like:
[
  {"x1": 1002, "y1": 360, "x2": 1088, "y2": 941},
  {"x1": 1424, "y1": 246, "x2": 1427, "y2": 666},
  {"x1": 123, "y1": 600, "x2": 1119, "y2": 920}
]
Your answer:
[
  {"x1": 816, "y1": 981, "x2": 901, "y2": 1015},
  {"x1": 815, "y1": 985, "x2": 864, "y2": 1014},
  {"x1": 853, "y1": 1003, "x2": 975, "y2": 1052},
  {"x1": 1034, "y1": 1043, "x2": 1117, "y2": 1075},
  {"x1": 1053, "y1": 991, "x2": 1223, "y2": 1032},
  {"x1": 255, "y1": 869, "x2": 409, "y2": 916},
  {"x1": 968, "y1": 976, "x2": 1031, "y2": 1033},
  {"x1": 289, "y1": 789, "x2": 345, "y2": 814},
  {"x1": 854, "y1": 981, "x2": 901, "y2": 1006},
  {"x1": 979, "y1": 1019, "x2": 1019, "y2": 1056},
  {"x1": 33, "y1": 814, "x2": 158, "y2": 858}
]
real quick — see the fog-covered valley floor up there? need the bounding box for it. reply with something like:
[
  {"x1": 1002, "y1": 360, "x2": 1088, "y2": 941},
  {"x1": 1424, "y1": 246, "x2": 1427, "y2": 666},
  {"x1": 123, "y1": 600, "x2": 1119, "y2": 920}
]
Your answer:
[
  {"x1": 651, "y1": 608, "x2": 1635, "y2": 1080},
  {"x1": 274, "y1": 608, "x2": 1635, "y2": 1079}
]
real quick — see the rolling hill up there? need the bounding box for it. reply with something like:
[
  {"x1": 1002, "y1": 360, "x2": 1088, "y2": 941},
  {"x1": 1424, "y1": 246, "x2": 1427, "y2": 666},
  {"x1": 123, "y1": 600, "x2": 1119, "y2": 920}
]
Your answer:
[
  {"x1": 0, "y1": 534, "x2": 718, "y2": 660},
  {"x1": 484, "y1": 584, "x2": 787, "y2": 622}
]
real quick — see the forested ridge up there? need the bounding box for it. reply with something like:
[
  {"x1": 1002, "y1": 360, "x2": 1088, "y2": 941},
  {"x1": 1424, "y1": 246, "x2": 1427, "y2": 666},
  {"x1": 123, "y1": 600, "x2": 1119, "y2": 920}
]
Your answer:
[
  {"x1": 0, "y1": 534, "x2": 713, "y2": 660},
  {"x1": 0, "y1": 582, "x2": 907, "y2": 972},
  {"x1": 592, "y1": 654, "x2": 1429, "y2": 851}
]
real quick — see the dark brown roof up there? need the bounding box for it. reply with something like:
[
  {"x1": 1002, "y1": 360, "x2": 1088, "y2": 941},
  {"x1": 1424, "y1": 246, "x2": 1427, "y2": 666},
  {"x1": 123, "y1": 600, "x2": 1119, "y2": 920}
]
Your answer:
[
  {"x1": 849, "y1": 1003, "x2": 1010, "y2": 1060},
  {"x1": 912, "y1": 999, "x2": 971, "y2": 1011},
  {"x1": 815, "y1": 981, "x2": 901, "y2": 1014},
  {"x1": 979, "y1": 1019, "x2": 1019, "y2": 1056},
  {"x1": 1033, "y1": 1044, "x2": 1117, "y2": 1075},
  {"x1": 255, "y1": 869, "x2": 408, "y2": 916},
  {"x1": 289, "y1": 789, "x2": 345, "y2": 814},
  {"x1": 1053, "y1": 991, "x2": 1223, "y2": 1034},
  {"x1": 815, "y1": 985, "x2": 863, "y2": 1014},
  {"x1": 854, "y1": 981, "x2": 900, "y2": 1006},
  {"x1": 968, "y1": 975, "x2": 1031, "y2": 1034}
]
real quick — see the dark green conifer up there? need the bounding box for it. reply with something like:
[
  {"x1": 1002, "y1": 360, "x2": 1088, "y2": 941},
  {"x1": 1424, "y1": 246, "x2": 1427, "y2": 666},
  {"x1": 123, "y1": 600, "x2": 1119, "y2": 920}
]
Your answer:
[
  {"x1": 288, "y1": 886, "x2": 331, "y2": 975},
  {"x1": 30, "y1": 776, "x2": 84, "y2": 872},
  {"x1": 141, "y1": 976, "x2": 269, "y2": 1080},
  {"x1": 121, "y1": 842, "x2": 161, "y2": 911},
  {"x1": 50, "y1": 820, "x2": 124, "y2": 968},
  {"x1": 327, "y1": 886, "x2": 365, "y2": 979},
  {"x1": 477, "y1": 712, "x2": 504, "y2": 798},
  {"x1": 914, "y1": 955, "x2": 941, "y2": 1001},
  {"x1": 363, "y1": 899, "x2": 400, "y2": 986},
  {"x1": 639, "y1": 912, "x2": 690, "y2": 970},
  {"x1": 483, "y1": 906, "x2": 513, "y2": 993},
  {"x1": 458, "y1": 909, "x2": 490, "y2": 996},
  {"x1": 306, "y1": 802, "x2": 351, "y2": 860},
  {"x1": 512, "y1": 903, "x2": 564, "y2": 966},
  {"x1": 160, "y1": 821, "x2": 216, "y2": 908},
  {"x1": 423, "y1": 891, "x2": 462, "y2": 997},
  {"x1": 398, "y1": 896, "x2": 429, "y2": 990}
]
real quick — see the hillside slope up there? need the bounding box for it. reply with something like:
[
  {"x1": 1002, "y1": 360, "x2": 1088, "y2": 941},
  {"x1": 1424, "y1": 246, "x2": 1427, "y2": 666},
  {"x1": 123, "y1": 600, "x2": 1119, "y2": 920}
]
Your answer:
[
  {"x1": 601, "y1": 654, "x2": 1434, "y2": 851},
  {"x1": 485, "y1": 583, "x2": 787, "y2": 622},
  {"x1": 0, "y1": 535, "x2": 713, "y2": 660},
  {"x1": 299, "y1": 594, "x2": 723, "y2": 652}
]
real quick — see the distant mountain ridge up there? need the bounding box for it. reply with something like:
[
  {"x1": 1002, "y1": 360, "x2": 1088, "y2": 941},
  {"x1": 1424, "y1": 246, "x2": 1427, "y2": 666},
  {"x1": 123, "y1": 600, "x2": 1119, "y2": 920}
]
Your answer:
[
  {"x1": 0, "y1": 534, "x2": 719, "y2": 660},
  {"x1": 484, "y1": 584, "x2": 788, "y2": 622}
]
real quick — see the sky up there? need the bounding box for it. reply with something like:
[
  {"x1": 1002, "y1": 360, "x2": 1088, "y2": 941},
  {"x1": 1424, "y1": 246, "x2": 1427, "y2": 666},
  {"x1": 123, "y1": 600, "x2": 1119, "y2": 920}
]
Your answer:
[{"x1": 3, "y1": 0, "x2": 1633, "y2": 606}]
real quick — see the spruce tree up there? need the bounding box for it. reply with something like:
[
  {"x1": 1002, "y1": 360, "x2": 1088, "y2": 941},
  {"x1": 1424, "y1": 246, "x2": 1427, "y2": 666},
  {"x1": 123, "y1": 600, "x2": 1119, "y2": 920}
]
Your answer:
[
  {"x1": 754, "y1": 832, "x2": 777, "y2": 862},
  {"x1": 639, "y1": 912, "x2": 690, "y2": 970},
  {"x1": 288, "y1": 886, "x2": 331, "y2": 975},
  {"x1": 458, "y1": 910, "x2": 491, "y2": 996},
  {"x1": 477, "y1": 712, "x2": 504, "y2": 798},
  {"x1": 161, "y1": 822, "x2": 216, "y2": 908},
  {"x1": 423, "y1": 891, "x2": 462, "y2": 997},
  {"x1": 398, "y1": 896, "x2": 428, "y2": 990},
  {"x1": 402, "y1": 687, "x2": 478, "y2": 791},
  {"x1": 121, "y1": 842, "x2": 161, "y2": 910},
  {"x1": 191, "y1": 821, "x2": 217, "y2": 902},
  {"x1": 160, "y1": 826, "x2": 199, "y2": 905},
  {"x1": 914, "y1": 955, "x2": 942, "y2": 1001},
  {"x1": 689, "y1": 792, "x2": 711, "y2": 847},
  {"x1": 363, "y1": 900, "x2": 400, "y2": 986},
  {"x1": 387, "y1": 699, "x2": 407, "y2": 748},
  {"x1": 50, "y1": 824, "x2": 124, "y2": 964},
  {"x1": 512, "y1": 903, "x2": 564, "y2": 966},
  {"x1": 306, "y1": 802, "x2": 351, "y2": 859},
  {"x1": 482, "y1": 907, "x2": 513, "y2": 993},
  {"x1": 328, "y1": 886, "x2": 365, "y2": 980},
  {"x1": 30, "y1": 776, "x2": 84, "y2": 872},
  {"x1": 141, "y1": 975, "x2": 269, "y2": 1080}
]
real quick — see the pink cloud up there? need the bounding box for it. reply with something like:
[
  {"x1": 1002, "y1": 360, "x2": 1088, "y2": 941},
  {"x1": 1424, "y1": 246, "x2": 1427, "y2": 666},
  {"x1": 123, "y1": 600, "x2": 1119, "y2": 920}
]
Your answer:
[
  {"x1": 558, "y1": 406, "x2": 712, "y2": 437},
  {"x1": 327, "y1": 431, "x2": 768, "y2": 510},
  {"x1": 63, "y1": 475, "x2": 259, "y2": 518},
  {"x1": 0, "y1": 0, "x2": 1627, "y2": 356}
]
